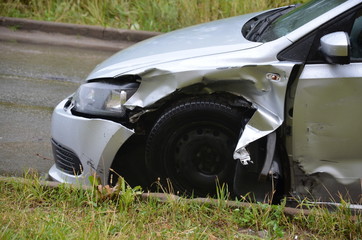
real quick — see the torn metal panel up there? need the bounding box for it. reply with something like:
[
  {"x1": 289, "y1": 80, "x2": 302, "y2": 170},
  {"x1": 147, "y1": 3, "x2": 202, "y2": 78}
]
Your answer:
[
  {"x1": 232, "y1": 63, "x2": 296, "y2": 163},
  {"x1": 124, "y1": 61, "x2": 297, "y2": 164}
]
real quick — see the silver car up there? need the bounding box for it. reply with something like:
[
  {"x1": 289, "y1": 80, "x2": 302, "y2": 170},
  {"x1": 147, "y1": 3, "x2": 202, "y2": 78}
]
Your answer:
[{"x1": 50, "y1": 0, "x2": 362, "y2": 203}]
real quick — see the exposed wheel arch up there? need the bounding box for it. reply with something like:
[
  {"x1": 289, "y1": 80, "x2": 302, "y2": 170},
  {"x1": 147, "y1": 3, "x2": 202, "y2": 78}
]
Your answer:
[
  {"x1": 233, "y1": 133, "x2": 287, "y2": 203},
  {"x1": 110, "y1": 93, "x2": 253, "y2": 191},
  {"x1": 109, "y1": 135, "x2": 150, "y2": 188},
  {"x1": 144, "y1": 95, "x2": 251, "y2": 197},
  {"x1": 112, "y1": 93, "x2": 289, "y2": 200}
]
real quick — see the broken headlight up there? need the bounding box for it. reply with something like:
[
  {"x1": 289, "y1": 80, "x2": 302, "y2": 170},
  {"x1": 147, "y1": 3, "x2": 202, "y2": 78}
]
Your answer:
[{"x1": 71, "y1": 82, "x2": 139, "y2": 118}]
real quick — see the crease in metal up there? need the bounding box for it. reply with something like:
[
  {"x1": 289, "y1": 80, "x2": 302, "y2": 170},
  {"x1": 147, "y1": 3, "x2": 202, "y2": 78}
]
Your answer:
[{"x1": 124, "y1": 62, "x2": 295, "y2": 164}]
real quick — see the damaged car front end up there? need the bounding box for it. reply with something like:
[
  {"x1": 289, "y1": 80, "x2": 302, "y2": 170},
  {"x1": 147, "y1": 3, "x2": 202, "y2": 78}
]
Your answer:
[{"x1": 50, "y1": 0, "x2": 362, "y2": 203}]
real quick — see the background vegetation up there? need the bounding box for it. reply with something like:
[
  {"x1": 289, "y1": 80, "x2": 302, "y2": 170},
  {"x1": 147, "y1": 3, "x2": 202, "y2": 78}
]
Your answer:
[
  {"x1": 1, "y1": 174, "x2": 361, "y2": 239},
  {"x1": 1, "y1": 0, "x2": 307, "y2": 32}
]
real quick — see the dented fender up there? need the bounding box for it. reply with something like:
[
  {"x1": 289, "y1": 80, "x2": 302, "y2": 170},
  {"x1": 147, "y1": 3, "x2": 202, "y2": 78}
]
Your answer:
[{"x1": 123, "y1": 62, "x2": 298, "y2": 163}]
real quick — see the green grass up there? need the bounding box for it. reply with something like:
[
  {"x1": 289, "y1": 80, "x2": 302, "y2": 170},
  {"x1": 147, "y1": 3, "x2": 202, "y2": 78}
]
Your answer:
[
  {"x1": 1, "y1": 0, "x2": 308, "y2": 32},
  {"x1": 0, "y1": 171, "x2": 361, "y2": 239}
]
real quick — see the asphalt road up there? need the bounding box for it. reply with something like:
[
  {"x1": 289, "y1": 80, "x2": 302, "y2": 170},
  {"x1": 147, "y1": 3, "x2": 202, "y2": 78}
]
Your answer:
[{"x1": 0, "y1": 40, "x2": 115, "y2": 177}]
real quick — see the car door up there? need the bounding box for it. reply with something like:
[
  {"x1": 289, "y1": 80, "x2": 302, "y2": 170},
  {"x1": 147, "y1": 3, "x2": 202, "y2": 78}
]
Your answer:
[{"x1": 291, "y1": 9, "x2": 362, "y2": 202}]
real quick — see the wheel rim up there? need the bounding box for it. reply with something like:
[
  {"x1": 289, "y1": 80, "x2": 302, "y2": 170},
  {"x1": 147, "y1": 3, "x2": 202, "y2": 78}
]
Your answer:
[{"x1": 165, "y1": 122, "x2": 237, "y2": 193}]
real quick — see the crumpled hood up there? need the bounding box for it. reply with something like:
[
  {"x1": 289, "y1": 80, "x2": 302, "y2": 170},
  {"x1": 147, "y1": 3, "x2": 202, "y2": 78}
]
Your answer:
[{"x1": 87, "y1": 11, "x2": 263, "y2": 80}]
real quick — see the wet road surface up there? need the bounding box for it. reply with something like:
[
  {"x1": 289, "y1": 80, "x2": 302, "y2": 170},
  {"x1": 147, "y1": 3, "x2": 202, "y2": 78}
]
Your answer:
[{"x1": 0, "y1": 40, "x2": 115, "y2": 177}]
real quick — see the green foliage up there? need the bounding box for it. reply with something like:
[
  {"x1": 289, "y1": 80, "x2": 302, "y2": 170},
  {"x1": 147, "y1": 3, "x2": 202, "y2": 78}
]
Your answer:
[
  {"x1": 89, "y1": 172, "x2": 143, "y2": 210},
  {"x1": 1, "y1": 171, "x2": 361, "y2": 239},
  {"x1": 1, "y1": 0, "x2": 308, "y2": 32},
  {"x1": 232, "y1": 199, "x2": 287, "y2": 238},
  {"x1": 292, "y1": 198, "x2": 362, "y2": 239},
  {"x1": 215, "y1": 178, "x2": 230, "y2": 208}
]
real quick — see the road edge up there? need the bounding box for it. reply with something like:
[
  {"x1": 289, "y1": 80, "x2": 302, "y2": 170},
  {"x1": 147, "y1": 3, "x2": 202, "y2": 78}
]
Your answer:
[{"x1": 0, "y1": 17, "x2": 161, "y2": 51}]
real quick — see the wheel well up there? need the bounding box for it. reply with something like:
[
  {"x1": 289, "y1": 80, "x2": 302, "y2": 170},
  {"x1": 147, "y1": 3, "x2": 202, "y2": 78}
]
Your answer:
[
  {"x1": 112, "y1": 92, "x2": 254, "y2": 189},
  {"x1": 133, "y1": 92, "x2": 255, "y2": 135},
  {"x1": 144, "y1": 94, "x2": 250, "y2": 196},
  {"x1": 112, "y1": 92, "x2": 290, "y2": 198},
  {"x1": 233, "y1": 132, "x2": 289, "y2": 202},
  {"x1": 109, "y1": 134, "x2": 149, "y2": 188},
  {"x1": 276, "y1": 133, "x2": 292, "y2": 199}
]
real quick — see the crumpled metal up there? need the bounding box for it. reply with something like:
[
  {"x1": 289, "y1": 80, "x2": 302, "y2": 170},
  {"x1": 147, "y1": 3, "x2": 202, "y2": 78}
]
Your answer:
[{"x1": 125, "y1": 62, "x2": 296, "y2": 164}]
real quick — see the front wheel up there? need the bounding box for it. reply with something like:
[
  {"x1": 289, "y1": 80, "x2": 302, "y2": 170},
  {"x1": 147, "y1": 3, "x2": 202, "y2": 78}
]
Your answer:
[{"x1": 145, "y1": 98, "x2": 245, "y2": 196}]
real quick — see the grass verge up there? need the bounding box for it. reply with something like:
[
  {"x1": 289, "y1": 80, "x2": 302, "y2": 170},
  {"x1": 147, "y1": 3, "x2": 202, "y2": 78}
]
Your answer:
[
  {"x1": 1, "y1": 0, "x2": 308, "y2": 32},
  {"x1": 0, "y1": 172, "x2": 361, "y2": 239}
]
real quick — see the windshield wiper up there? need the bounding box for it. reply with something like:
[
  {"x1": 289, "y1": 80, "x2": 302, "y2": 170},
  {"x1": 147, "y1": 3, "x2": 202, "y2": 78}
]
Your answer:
[{"x1": 246, "y1": 5, "x2": 297, "y2": 42}]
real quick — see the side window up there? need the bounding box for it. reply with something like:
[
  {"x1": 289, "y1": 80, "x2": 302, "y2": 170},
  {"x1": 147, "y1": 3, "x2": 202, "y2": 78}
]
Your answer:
[
  {"x1": 278, "y1": 7, "x2": 362, "y2": 63},
  {"x1": 350, "y1": 10, "x2": 362, "y2": 61}
]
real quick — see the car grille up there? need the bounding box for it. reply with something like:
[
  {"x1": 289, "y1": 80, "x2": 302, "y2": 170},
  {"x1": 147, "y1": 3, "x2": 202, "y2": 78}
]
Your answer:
[{"x1": 51, "y1": 139, "x2": 83, "y2": 175}]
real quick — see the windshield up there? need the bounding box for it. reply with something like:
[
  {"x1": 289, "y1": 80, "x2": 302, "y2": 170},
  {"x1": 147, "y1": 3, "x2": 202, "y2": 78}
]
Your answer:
[{"x1": 258, "y1": 0, "x2": 348, "y2": 42}]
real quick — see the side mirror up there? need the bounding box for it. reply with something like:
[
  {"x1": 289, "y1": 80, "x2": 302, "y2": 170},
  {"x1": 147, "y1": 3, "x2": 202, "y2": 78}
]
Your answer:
[{"x1": 320, "y1": 32, "x2": 350, "y2": 64}]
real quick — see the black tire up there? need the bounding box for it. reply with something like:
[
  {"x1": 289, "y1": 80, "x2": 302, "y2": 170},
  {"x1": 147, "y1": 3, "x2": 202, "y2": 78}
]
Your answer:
[{"x1": 145, "y1": 98, "x2": 244, "y2": 196}]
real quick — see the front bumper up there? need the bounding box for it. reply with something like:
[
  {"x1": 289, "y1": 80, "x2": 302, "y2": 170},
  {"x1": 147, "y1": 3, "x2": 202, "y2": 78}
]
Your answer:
[{"x1": 49, "y1": 98, "x2": 134, "y2": 185}]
